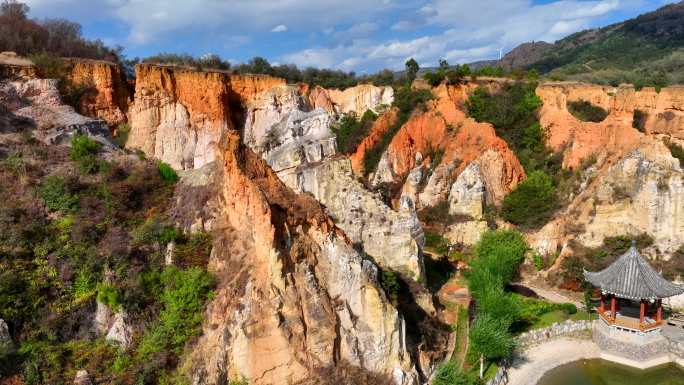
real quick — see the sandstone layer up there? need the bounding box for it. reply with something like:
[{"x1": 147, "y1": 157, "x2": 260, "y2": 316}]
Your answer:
[
  {"x1": 309, "y1": 84, "x2": 393, "y2": 116},
  {"x1": 242, "y1": 84, "x2": 426, "y2": 284},
  {"x1": 370, "y1": 84, "x2": 525, "y2": 210},
  {"x1": 64, "y1": 59, "x2": 132, "y2": 127},
  {"x1": 127, "y1": 64, "x2": 283, "y2": 170},
  {"x1": 537, "y1": 82, "x2": 684, "y2": 169},
  {"x1": 180, "y1": 131, "x2": 418, "y2": 385}
]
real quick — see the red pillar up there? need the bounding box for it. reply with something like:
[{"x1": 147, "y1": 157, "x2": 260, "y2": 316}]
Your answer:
[
  {"x1": 599, "y1": 294, "x2": 605, "y2": 314},
  {"x1": 657, "y1": 299, "x2": 662, "y2": 323},
  {"x1": 610, "y1": 296, "x2": 616, "y2": 321},
  {"x1": 640, "y1": 299, "x2": 646, "y2": 328}
]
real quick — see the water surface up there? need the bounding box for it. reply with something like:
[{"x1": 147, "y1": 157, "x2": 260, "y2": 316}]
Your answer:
[{"x1": 536, "y1": 359, "x2": 684, "y2": 385}]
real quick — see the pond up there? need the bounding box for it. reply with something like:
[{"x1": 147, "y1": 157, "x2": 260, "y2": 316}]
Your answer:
[{"x1": 536, "y1": 359, "x2": 684, "y2": 385}]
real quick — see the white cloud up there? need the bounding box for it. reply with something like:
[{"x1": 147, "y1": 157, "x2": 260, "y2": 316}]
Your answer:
[
  {"x1": 22, "y1": 0, "x2": 662, "y2": 72},
  {"x1": 271, "y1": 24, "x2": 288, "y2": 33}
]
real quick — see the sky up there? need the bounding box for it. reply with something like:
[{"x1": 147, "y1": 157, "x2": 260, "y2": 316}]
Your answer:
[{"x1": 23, "y1": 0, "x2": 673, "y2": 73}]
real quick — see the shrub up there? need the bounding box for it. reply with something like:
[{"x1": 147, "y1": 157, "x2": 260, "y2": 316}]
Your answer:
[
  {"x1": 136, "y1": 266, "x2": 214, "y2": 358},
  {"x1": 333, "y1": 109, "x2": 377, "y2": 153},
  {"x1": 2, "y1": 151, "x2": 26, "y2": 175},
  {"x1": 567, "y1": 100, "x2": 609, "y2": 123},
  {"x1": 174, "y1": 231, "x2": 213, "y2": 267},
  {"x1": 113, "y1": 123, "x2": 131, "y2": 148},
  {"x1": 425, "y1": 231, "x2": 450, "y2": 255},
  {"x1": 380, "y1": 271, "x2": 400, "y2": 305},
  {"x1": 423, "y1": 71, "x2": 443, "y2": 87},
  {"x1": 157, "y1": 161, "x2": 179, "y2": 183},
  {"x1": 96, "y1": 283, "x2": 122, "y2": 311},
  {"x1": 38, "y1": 175, "x2": 79, "y2": 212},
  {"x1": 502, "y1": 171, "x2": 557, "y2": 228},
  {"x1": 470, "y1": 229, "x2": 528, "y2": 291},
  {"x1": 433, "y1": 361, "x2": 481, "y2": 385},
  {"x1": 69, "y1": 134, "x2": 102, "y2": 173}
]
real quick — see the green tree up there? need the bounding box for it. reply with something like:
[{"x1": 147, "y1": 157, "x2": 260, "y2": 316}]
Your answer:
[
  {"x1": 469, "y1": 314, "x2": 515, "y2": 378},
  {"x1": 502, "y1": 171, "x2": 557, "y2": 228},
  {"x1": 405, "y1": 58, "x2": 419, "y2": 84}
]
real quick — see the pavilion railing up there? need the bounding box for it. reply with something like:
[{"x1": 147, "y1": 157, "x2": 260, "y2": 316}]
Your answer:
[{"x1": 598, "y1": 310, "x2": 663, "y2": 332}]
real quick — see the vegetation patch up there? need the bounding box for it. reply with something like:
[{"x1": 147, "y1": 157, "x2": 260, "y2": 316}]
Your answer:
[
  {"x1": 501, "y1": 171, "x2": 557, "y2": 228},
  {"x1": 69, "y1": 134, "x2": 102, "y2": 173},
  {"x1": 465, "y1": 230, "x2": 528, "y2": 378},
  {"x1": 332, "y1": 109, "x2": 377, "y2": 153},
  {"x1": 363, "y1": 86, "x2": 433, "y2": 175},
  {"x1": 567, "y1": 100, "x2": 609, "y2": 123}
]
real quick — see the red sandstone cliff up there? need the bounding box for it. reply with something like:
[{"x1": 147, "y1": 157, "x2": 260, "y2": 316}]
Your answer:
[{"x1": 64, "y1": 59, "x2": 131, "y2": 127}]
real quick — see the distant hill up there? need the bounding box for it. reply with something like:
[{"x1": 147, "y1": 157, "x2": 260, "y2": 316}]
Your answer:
[{"x1": 497, "y1": 1, "x2": 684, "y2": 87}]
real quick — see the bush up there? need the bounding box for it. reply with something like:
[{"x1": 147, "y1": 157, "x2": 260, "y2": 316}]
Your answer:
[
  {"x1": 502, "y1": 171, "x2": 557, "y2": 228},
  {"x1": 69, "y1": 134, "x2": 102, "y2": 173},
  {"x1": 433, "y1": 361, "x2": 481, "y2": 385},
  {"x1": 333, "y1": 110, "x2": 377, "y2": 153},
  {"x1": 380, "y1": 271, "x2": 400, "y2": 305},
  {"x1": 466, "y1": 82, "x2": 552, "y2": 174},
  {"x1": 96, "y1": 282, "x2": 122, "y2": 311},
  {"x1": 567, "y1": 100, "x2": 609, "y2": 123},
  {"x1": 38, "y1": 175, "x2": 79, "y2": 212},
  {"x1": 157, "y1": 161, "x2": 179, "y2": 183},
  {"x1": 470, "y1": 230, "x2": 528, "y2": 292},
  {"x1": 136, "y1": 266, "x2": 214, "y2": 358},
  {"x1": 425, "y1": 231, "x2": 450, "y2": 254}
]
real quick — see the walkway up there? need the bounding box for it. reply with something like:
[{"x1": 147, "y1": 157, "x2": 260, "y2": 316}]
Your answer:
[
  {"x1": 514, "y1": 281, "x2": 584, "y2": 309},
  {"x1": 506, "y1": 338, "x2": 600, "y2": 385}
]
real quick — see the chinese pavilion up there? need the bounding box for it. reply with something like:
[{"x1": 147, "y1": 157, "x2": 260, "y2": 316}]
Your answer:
[{"x1": 584, "y1": 241, "x2": 684, "y2": 334}]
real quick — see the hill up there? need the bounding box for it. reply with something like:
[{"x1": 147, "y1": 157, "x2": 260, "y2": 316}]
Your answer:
[{"x1": 500, "y1": 1, "x2": 684, "y2": 87}]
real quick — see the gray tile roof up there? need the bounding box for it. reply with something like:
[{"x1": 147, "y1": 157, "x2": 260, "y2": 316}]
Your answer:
[{"x1": 583, "y1": 241, "x2": 684, "y2": 300}]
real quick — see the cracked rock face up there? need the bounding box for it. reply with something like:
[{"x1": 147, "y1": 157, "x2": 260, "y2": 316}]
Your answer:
[
  {"x1": 0, "y1": 78, "x2": 114, "y2": 146},
  {"x1": 448, "y1": 162, "x2": 485, "y2": 220},
  {"x1": 577, "y1": 141, "x2": 684, "y2": 253},
  {"x1": 183, "y1": 132, "x2": 418, "y2": 385},
  {"x1": 242, "y1": 84, "x2": 426, "y2": 284}
]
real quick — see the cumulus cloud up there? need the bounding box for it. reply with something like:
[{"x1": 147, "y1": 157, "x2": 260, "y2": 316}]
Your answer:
[{"x1": 22, "y1": 0, "x2": 662, "y2": 72}]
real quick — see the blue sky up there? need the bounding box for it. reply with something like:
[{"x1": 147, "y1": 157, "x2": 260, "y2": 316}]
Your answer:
[{"x1": 23, "y1": 0, "x2": 672, "y2": 73}]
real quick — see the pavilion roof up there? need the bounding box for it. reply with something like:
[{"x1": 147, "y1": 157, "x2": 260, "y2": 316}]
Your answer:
[{"x1": 583, "y1": 241, "x2": 684, "y2": 301}]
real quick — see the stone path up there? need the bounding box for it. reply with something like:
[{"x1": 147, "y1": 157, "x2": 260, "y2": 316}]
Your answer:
[
  {"x1": 515, "y1": 281, "x2": 584, "y2": 309},
  {"x1": 506, "y1": 338, "x2": 600, "y2": 385}
]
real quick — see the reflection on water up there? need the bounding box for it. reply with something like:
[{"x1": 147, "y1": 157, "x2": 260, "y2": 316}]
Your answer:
[{"x1": 536, "y1": 359, "x2": 684, "y2": 385}]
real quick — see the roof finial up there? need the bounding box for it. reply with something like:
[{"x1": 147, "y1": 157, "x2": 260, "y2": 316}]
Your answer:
[{"x1": 631, "y1": 239, "x2": 637, "y2": 248}]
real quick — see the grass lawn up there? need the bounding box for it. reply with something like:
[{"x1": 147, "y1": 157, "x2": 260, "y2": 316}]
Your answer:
[{"x1": 530, "y1": 309, "x2": 595, "y2": 330}]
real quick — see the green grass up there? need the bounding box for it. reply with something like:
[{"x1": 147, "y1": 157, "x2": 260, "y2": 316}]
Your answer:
[{"x1": 528, "y1": 309, "x2": 594, "y2": 330}]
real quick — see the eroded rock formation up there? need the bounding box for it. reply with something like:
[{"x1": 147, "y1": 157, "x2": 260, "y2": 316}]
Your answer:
[
  {"x1": 242, "y1": 84, "x2": 426, "y2": 284},
  {"x1": 308, "y1": 84, "x2": 393, "y2": 116},
  {"x1": 180, "y1": 132, "x2": 418, "y2": 385},
  {"x1": 127, "y1": 64, "x2": 283, "y2": 170},
  {"x1": 64, "y1": 59, "x2": 131, "y2": 127}
]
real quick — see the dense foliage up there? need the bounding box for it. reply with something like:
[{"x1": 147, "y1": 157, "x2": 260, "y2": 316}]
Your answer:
[
  {"x1": 332, "y1": 109, "x2": 378, "y2": 153},
  {"x1": 432, "y1": 361, "x2": 482, "y2": 385},
  {"x1": 466, "y1": 230, "x2": 527, "y2": 377},
  {"x1": 423, "y1": 60, "x2": 472, "y2": 86},
  {"x1": 465, "y1": 82, "x2": 575, "y2": 227},
  {"x1": 0, "y1": 1, "x2": 120, "y2": 61},
  {"x1": 501, "y1": 171, "x2": 557, "y2": 228},
  {"x1": 363, "y1": 86, "x2": 434, "y2": 174},
  {"x1": 567, "y1": 101, "x2": 609, "y2": 123},
  {"x1": 0, "y1": 132, "x2": 214, "y2": 384}
]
